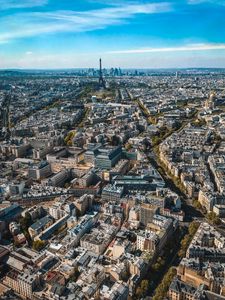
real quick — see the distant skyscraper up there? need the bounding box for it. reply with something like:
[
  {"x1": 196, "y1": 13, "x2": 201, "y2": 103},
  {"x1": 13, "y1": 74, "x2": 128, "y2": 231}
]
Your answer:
[{"x1": 99, "y1": 58, "x2": 106, "y2": 88}]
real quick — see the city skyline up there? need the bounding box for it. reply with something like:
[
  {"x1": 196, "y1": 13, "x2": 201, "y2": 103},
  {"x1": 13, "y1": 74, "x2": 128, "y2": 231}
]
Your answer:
[
  {"x1": 1, "y1": 3, "x2": 225, "y2": 299},
  {"x1": 0, "y1": 0, "x2": 225, "y2": 69}
]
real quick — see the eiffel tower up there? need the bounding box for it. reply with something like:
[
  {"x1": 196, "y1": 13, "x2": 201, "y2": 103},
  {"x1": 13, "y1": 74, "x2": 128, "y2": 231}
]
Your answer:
[{"x1": 98, "y1": 58, "x2": 106, "y2": 89}]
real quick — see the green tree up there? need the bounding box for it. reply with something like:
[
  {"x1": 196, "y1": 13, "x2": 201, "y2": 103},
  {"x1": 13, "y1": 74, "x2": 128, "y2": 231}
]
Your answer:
[
  {"x1": 193, "y1": 199, "x2": 202, "y2": 210},
  {"x1": 111, "y1": 135, "x2": 121, "y2": 146},
  {"x1": 136, "y1": 279, "x2": 149, "y2": 298},
  {"x1": 153, "y1": 267, "x2": 177, "y2": 300},
  {"x1": 32, "y1": 240, "x2": 46, "y2": 251},
  {"x1": 178, "y1": 235, "x2": 191, "y2": 258},
  {"x1": 207, "y1": 212, "x2": 221, "y2": 225},
  {"x1": 125, "y1": 143, "x2": 132, "y2": 150},
  {"x1": 178, "y1": 222, "x2": 199, "y2": 258},
  {"x1": 188, "y1": 222, "x2": 199, "y2": 236},
  {"x1": 70, "y1": 266, "x2": 80, "y2": 282},
  {"x1": 152, "y1": 257, "x2": 165, "y2": 272},
  {"x1": 121, "y1": 269, "x2": 130, "y2": 282},
  {"x1": 19, "y1": 213, "x2": 32, "y2": 231}
]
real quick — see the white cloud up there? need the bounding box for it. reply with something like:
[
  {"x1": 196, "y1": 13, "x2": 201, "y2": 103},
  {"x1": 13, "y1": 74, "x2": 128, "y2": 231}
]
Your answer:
[
  {"x1": 0, "y1": 2, "x2": 172, "y2": 43},
  {"x1": 108, "y1": 43, "x2": 225, "y2": 54},
  {"x1": 0, "y1": 0, "x2": 48, "y2": 10},
  {"x1": 188, "y1": 0, "x2": 225, "y2": 5}
]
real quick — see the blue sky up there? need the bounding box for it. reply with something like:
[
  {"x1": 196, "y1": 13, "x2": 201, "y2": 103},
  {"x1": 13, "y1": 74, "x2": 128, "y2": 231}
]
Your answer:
[{"x1": 0, "y1": 0, "x2": 225, "y2": 68}]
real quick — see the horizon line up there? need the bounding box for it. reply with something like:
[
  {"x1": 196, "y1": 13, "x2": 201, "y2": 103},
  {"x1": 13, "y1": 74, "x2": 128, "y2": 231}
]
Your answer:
[{"x1": 1, "y1": 67, "x2": 225, "y2": 71}]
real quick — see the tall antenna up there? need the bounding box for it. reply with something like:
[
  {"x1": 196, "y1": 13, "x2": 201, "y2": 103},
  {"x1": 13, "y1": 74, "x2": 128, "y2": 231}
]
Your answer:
[
  {"x1": 99, "y1": 58, "x2": 102, "y2": 76},
  {"x1": 99, "y1": 58, "x2": 105, "y2": 88}
]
